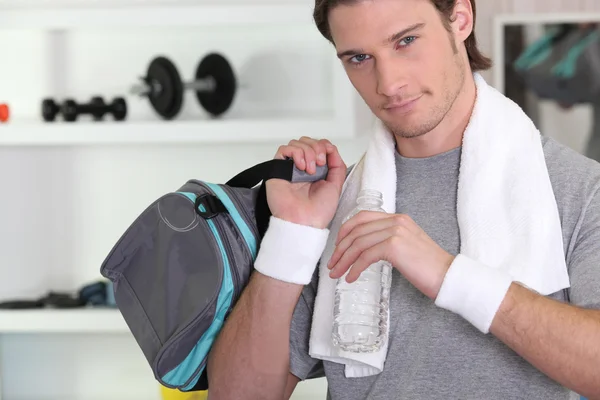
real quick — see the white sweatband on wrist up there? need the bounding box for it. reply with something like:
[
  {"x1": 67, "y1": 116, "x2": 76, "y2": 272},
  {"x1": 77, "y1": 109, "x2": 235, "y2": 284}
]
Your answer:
[
  {"x1": 435, "y1": 254, "x2": 513, "y2": 334},
  {"x1": 253, "y1": 216, "x2": 330, "y2": 285}
]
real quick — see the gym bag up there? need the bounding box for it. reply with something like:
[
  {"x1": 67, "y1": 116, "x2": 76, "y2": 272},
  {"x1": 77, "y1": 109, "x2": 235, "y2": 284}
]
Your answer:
[{"x1": 99, "y1": 158, "x2": 328, "y2": 392}]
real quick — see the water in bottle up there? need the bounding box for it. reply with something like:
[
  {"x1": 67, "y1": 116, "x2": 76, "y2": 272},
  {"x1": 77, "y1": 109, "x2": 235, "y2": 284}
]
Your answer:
[{"x1": 332, "y1": 189, "x2": 393, "y2": 353}]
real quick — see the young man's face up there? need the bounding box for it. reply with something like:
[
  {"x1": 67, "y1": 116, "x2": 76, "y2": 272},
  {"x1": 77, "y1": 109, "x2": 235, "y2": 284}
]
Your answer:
[{"x1": 329, "y1": 0, "x2": 471, "y2": 139}]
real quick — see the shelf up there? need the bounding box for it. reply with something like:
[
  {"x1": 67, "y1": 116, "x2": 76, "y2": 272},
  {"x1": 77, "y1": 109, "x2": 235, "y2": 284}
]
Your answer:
[
  {"x1": 0, "y1": 4, "x2": 316, "y2": 30},
  {"x1": 0, "y1": 309, "x2": 129, "y2": 333},
  {"x1": 0, "y1": 117, "x2": 352, "y2": 146}
]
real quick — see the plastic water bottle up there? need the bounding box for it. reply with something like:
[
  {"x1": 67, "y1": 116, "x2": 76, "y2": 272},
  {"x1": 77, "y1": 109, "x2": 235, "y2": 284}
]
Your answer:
[{"x1": 332, "y1": 189, "x2": 393, "y2": 353}]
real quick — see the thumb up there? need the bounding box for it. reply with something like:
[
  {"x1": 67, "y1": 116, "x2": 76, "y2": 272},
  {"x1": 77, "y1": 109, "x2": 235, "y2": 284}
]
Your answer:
[{"x1": 324, "y1": 144, "x2": 347, "y2": 189}]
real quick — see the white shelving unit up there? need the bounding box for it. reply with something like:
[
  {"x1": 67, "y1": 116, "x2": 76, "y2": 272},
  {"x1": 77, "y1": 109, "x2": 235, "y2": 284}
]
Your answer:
[
  {"x1": 0, "y1": 4, "x2": 360, "y2": 147},
  {"x1": 0, "y1": 117, "x2": 351, "y2": 146},
  {"x1": 0, "y1": 308, "x2": 130, "y2": 400},
  {"x1": 0, "y1": 4, "x2": 353, "y2": 399},
  {"x1": 0, "y1": 309, "x2": 128, "y2": 334}
]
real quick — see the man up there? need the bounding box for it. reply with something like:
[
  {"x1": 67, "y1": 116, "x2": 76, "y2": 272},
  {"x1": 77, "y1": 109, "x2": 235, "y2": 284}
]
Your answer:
[{"x1": 207, "y1": 0, "x2": 600, "y2": 399}]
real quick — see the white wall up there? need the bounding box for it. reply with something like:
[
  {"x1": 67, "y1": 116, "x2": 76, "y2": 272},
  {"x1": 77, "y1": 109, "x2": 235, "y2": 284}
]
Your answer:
[
  {"x1": 537, "y1": 102, "x2": 593, "y2": 153},
  {"x1": 4, "y1": 0, "x2": 599, "y2": 399},
  {"x1": 0, "y1": 1, "x2": 370, "y2": 399}
]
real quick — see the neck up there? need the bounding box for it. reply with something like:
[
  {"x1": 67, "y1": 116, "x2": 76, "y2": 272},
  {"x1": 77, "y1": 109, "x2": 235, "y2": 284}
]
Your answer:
[{"x1": 395, "y1": 73, "x2": 477, "y2": 158}]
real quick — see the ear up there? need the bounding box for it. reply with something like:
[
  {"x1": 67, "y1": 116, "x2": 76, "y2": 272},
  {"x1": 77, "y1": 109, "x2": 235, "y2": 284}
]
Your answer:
[{"x1": 451, "y1": 0, "x2": 474, "y2": 43}]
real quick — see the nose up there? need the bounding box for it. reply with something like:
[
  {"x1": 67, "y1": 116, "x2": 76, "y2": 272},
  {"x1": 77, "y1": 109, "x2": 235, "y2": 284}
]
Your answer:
[{"x1": 375, "y1": 57, "x2": 409, "y2": 98}]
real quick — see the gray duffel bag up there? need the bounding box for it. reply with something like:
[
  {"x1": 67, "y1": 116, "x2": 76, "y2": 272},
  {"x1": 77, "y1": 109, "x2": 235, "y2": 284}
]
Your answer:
[{"x1": 100, "y1": 158, "x2": 327, "y2": 393}]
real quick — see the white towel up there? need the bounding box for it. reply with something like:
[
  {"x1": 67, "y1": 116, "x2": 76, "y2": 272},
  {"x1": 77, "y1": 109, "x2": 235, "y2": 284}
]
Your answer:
[{"x1": 308, "y1": 73, "x2": 571, "y2": 378}]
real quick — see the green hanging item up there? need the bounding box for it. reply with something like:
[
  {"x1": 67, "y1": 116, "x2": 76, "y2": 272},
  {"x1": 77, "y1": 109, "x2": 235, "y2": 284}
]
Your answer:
[{"x1": 513, "y1": 24, "x2": 600, "y2": 105}]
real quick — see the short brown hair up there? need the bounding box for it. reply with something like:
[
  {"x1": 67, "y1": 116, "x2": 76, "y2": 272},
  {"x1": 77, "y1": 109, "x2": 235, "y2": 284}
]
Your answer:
[{"x1": 313, "y1": 0, "x2": 492, "y2": 72}]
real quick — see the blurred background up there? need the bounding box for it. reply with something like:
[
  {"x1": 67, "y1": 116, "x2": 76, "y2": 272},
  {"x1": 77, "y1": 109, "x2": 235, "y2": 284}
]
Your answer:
[{"x1": 1, "y1": 0, "x2": 599, "y2": 399}]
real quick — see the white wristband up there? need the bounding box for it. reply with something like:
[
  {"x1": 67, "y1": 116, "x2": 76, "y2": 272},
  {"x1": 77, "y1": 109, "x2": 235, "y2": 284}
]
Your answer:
[
  {"x1": 435, "y1": 254, "x2": 513, "y2": 334},
  {"x1": 253, "y1": 216, "x2": 329, "y2": 285}
]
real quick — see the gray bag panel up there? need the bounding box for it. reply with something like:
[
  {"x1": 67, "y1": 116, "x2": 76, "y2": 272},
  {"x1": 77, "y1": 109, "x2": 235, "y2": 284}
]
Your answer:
[
  {"x1": 101, "y1": 179, "x2": 260, "y2": 384},
  {"x1": 113, "y1": 277, "x2": 163, "y2": 366},
  {"x1": 101, "y1": 189, "x2": 225, "y2": 370}
]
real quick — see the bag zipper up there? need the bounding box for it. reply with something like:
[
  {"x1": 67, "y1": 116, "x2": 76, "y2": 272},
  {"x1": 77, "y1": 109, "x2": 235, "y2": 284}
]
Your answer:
[
  {"x1": 220, "y1": 184, "x2": 260, "y2": 243},
  {"x1": 212, "y1": 215, "x2": 241, "y2": 305}
]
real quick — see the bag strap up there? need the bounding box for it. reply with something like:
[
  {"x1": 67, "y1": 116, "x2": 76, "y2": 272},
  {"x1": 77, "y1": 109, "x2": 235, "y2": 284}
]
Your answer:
[
  {"x1": 227, "y1": 159, "x2": 295, "y2": 188},
  {"x1": 226, "y1": 158, "x2": 328, "y2": 238}
]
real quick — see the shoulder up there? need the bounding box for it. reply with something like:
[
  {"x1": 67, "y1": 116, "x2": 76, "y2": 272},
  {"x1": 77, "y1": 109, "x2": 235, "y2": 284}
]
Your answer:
[
  {"x1": 543, "y1": 137, "x2": 600, "y2": 306},
  {"x1": 543, "y1": 136, "x2": 600, "y2": 260},
  {"x1": 543, "y1": 136, "x2": 600, "y2": 202}
]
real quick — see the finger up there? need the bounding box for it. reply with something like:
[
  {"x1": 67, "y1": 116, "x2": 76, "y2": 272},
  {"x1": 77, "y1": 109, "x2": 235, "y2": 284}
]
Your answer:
[
  {"x1": 300, "y1": 137, "x2": 329, "y2": 167},
  {"x1": 323, "y1": 143, "x2": 347, "y2": 189},
  {"x1": 329, "y1": 217, "x2": 399, "y2": 268},
  {"x1": 315, "y1": 139, "x2": 334, "y2": 167},
  {"x1": 329, "y1": 228, "x2": 394, "y2": 279},
  {"x1": 275, "y1": 144, "x2": 306, "y2": 171},
  {"x1": 336, "y1": 210, "x2": 389, "y2": 246},
  {"x1": 337, "y1": 213, "x2": 414, "y2": 245},
  {"x1": 289, "y1": 139, "x2": 318, "y2": 175},
  {"x1": 345, "y1": 241, "x2": 390, "y2": 283}
]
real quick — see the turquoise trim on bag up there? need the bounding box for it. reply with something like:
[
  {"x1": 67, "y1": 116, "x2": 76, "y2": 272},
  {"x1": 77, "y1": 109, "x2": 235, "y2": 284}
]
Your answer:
[
  {"x1": 180, "y1": 192, "x2": 196, "y2": 203},
  {"x1": 163, "y1": 187, "x2": 257, "y2": 389},
  {"x1": 161, "y1": 202, "x2": 234, "y2": 388}
]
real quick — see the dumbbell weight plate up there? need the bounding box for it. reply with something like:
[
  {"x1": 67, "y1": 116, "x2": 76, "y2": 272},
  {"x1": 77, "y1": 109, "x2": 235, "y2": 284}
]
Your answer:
[
  {"x1": 111, "y1": 97, "x2": 128, "y2": 121},
  {"x1": 195, "y1": 53, "x2": 237, "y2": 117},
  {"x1": 147, "y1": 56, "x2": 184, "y2": 120},
  {"x1": 62, "y1": 99, "x2": 79, "y2": 122},
  {"x1": 42, "y1": 99, "x2": 59, "y2": 122},
  {"x1": 90, "y1": 96, "x2": 106, "y2": 120}
]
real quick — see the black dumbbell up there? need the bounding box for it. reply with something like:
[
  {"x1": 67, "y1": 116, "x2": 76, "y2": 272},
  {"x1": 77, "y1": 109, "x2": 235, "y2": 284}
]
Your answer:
[
  {"x1": 61, "y1": 96, "x2": 127, "y2": 122},
  {"x1": 130, "y1": 53, "x2": 238, "y2": 120},
  {"x1": 42, "y1": 97, "x2": 127, "y2": 122},
  {"x1": 42, "y1": 98, "x2": 61, "y2": 122}
]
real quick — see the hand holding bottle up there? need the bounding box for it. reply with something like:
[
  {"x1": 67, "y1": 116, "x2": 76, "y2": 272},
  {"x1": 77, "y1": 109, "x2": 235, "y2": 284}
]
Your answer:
[{"x1": 328, "y1": 211, "x2": 456, "y2": 301}]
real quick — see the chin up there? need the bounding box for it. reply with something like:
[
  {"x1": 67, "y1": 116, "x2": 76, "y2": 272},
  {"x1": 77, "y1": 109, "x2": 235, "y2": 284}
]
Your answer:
[
  {"x1": 383, "y1": 117, "x2": 434, "y2": 139},
  {"x1": 390, "y1": 127, "x2": 430, "y2": 139}
]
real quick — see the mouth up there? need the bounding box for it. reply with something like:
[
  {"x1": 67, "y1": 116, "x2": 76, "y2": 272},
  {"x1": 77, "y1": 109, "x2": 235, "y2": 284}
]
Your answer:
[{"x1": 384, "y1": 95, "x2": 423, "y2": 112}]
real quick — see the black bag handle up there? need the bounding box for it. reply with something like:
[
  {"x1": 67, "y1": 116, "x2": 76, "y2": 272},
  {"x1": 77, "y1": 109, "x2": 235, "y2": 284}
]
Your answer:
[
  {"x1": 226, "y1": 158, "x2": 328, "y2": 188},
  {"x1": 226, "y1": 158, "x2": 329, "y2": 238}
]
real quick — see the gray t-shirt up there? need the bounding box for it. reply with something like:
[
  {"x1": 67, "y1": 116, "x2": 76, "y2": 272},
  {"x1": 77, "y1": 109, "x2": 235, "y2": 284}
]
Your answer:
[{"x1": 289, "y1": 136, "x2": 600, "y2": 400}]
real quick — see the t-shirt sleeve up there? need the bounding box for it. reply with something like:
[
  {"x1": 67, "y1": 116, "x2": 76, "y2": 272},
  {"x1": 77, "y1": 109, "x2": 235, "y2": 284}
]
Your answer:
[
  {"x1": 289, "y1": 269, "x2": 325, "y2": 380},
  {"x1": 567, "y1": 186, "x2": 600, "y2": 309}
]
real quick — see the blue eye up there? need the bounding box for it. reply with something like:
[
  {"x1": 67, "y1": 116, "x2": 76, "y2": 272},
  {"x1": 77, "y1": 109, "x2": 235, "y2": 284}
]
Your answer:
[
  {"x1": 349, "y1": 54, "x2": 371, "y2": 64},
  {"x1": 399, "y1": 36, "x2": 417, "y2": 47}
]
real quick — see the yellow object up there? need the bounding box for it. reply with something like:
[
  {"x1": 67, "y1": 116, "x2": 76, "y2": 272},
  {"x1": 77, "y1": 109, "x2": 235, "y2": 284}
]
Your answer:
[{"x1": 160, "y1": 385, "x2": 208, "y2": 400}]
